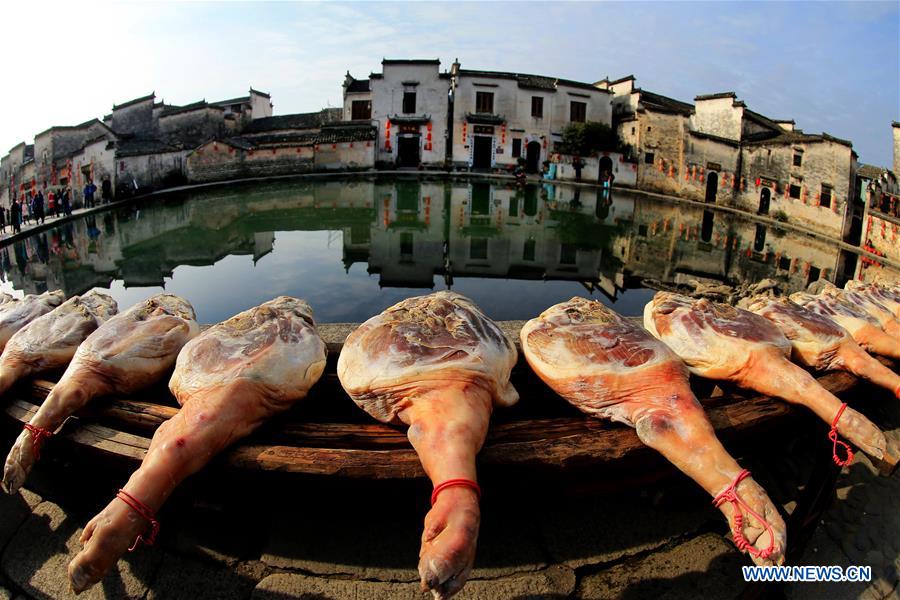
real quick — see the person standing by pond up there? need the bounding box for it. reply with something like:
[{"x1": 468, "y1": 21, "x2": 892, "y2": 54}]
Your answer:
[
  {"x1": 572, "y1": 155, "x2": 585, "y2": 182},
  {"x1": 11, "y1": 200, "x2": 21, "y2": 234},
  {"x1": 47, "y1": 189, "x2": 57, "y2": 218},
  {"x1": 62, "y1": 187, "x2": 72, "y2": 217},
  {"x1": 33, "y1": 190, "x2": 46, "y2": 225},
  {"x1": 83, "y1": 180, "x2": 97, "y2": 208}
]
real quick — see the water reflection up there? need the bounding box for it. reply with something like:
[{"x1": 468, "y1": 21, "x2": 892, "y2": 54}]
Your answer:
[{"x1": 0, "y1": 179, "x2": 894, "y2": 324}]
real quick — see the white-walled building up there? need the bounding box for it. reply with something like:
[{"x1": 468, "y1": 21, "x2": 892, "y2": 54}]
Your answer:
[
  {"x1": 344, "y1": 59, "x2": 451, "y2": 169},
  {"x1": 450, "y1": 65, "x2": 613, "y2": 172}
]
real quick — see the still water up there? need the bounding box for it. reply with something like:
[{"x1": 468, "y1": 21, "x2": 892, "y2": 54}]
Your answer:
[{"x1": 0, "y1": 178, "x2": 893, "y2": 324}]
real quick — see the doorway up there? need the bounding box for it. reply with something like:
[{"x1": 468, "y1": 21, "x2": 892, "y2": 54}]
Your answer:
[
  {"x1": 758, "y1": 187, "x2": 771, "y2": 215},
  {"x1": 598, "y1": 156, "x2": 613, "y2": 184},
  {"x1": 397, "y1": 135, "x2": 420, "y2": 167},
  {"x1": 472, "y1": 136, "x2": 493, "y2": 170},
  {"x1": 705, "y1": 172, "x2": 718, "y2": 204},
  {"x1": 525, "y1": 141, "x2": 542, "y2": 174}
]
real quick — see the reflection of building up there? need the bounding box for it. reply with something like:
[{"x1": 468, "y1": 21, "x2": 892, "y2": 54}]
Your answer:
[
  {"x1": 2, "y1": 181, "x2": 376, "y2": 297},
  {"x1": 614, "y1": 194, "x2": 844, "y2": 293},
  {"x1": 3, "y1": 180, "x2": 881, "y2": 301},
  {"x1": 356, "y1": 181, "x2": 628, "y2": 295}
]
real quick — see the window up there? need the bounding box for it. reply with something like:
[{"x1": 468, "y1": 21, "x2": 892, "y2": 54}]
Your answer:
[
  {"x1": 560, "y1": 244, "x2": 577, "y2": 265},
  {"x1": 638, "y1": 224, "x2": 648, "y2": 237},
  {"x1": 644, "y1": 152, "x2": 655, "y2": 165},
  {"x1": 476, "y1": 91, "x2": 494, "y2": 114},
  {"x1": 793, "y1": 152, "x2": 803, "y2": 167},
  {"x1": 779, "y1": 255, "x2": 791, "y2": 270},
  {"x1": 631, "y1": 127, "x2": 636, "y2": 135},
  {"x1": 402, "y1": 92, "x2": 416, "y2": 114},
  {"x1": 820, "y1": 184, "x2": 832, "y2": 208},
  {"x1": 570, "y1": 101, "x2": 586, "y2": 123},
  {"x1": 531, "y1": 96, "x2": 543, "y2": 118},
  {"x1": 351, "y1": 100, "x2": 371, "y2": 120},
  {"x1": 789, "y1": 184, "x2": 801, "y2": 199},
  {"x1": 470, "y1": 238, "x2": 488, "y2": 260},
  {"x1": 647, "y1": 126, "x2": 652, "y2": 132},
  {"x1": 808, "y1": 266, "x2": 821, "y2": 284},
  {"x1": 512, "y1": 139, "x2": 522, "y2": 158}
]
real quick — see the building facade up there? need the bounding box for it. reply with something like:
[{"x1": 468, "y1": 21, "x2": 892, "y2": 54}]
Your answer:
[
  {"x1": 450, "y1": 65, "x2": 612, "y2": 172},
  {"x1": 344, "y1": 59, "x2": 451, "y2": 169}
]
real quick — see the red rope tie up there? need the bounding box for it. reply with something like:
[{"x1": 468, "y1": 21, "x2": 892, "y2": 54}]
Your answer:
[
  {"x1": 23, "y1": 424, "x2": 53, "y2": 459},
  {"x1": 828, "y1": 403, "x2": 855, "y2": 467},
  {"x1": 431, "y1": 478, "x2": 481, "y2": 506},
  {"x1": 712, "y1": 469, "x2": 776, "y2": 560},
  {"x1": 115, "y1": 490, "x2": 159, "y2": 552}
]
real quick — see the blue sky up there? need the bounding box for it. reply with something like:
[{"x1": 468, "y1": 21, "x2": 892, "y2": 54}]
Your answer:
[{"x1": 2, "y1": 1, "x2": 897, "y2": 166}]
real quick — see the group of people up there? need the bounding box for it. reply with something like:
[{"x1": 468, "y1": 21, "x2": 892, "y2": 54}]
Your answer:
[{"x1": 0, "y1": 185, "x2": 82, "y2": 235}]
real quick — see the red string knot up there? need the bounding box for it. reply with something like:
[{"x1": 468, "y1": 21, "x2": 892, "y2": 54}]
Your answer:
[
  {"x1": 713, "y1": 469, "x2": 776, "y2": 560},
  {"x1": 23, "y1": 424, "x2": 53, "y2": 459},
  {"x1": 828, "y1": 403, "x2": 855, "y2": 467},
  {"x1": 115, "y1": 490, "x2": 160, "y2": 551}
]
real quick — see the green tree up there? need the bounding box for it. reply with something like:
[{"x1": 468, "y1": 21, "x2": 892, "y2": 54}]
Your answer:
[{"x1": 558, "y1": 122, "x2": 620, "y2": 156}]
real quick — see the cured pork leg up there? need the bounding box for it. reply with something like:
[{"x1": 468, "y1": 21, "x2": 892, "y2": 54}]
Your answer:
[
  {"x1": 0, "y1": 290, "x2": 118, "y2": 396},
  {"x1": 338, "y1": 291, "x2": 518, "y2": 599},
  {"x1": 791, "y1": 292, "x2": 900, "y2": 360},
  {"x1": 645, "y1": 292, "x2": 895, "y2": 470},
  {"x1": 521, "y1": 298, "x2": 786, "y2": 565},
  {"x1": 819, "y1": 282, "x2": 900, "y2": 339},
  {"x1": 846, "y1": 281, "x2": 900, "y2": 319},
  {"x1": 68, "y1": 296, "x2": 327, "y2": 593},
  {"x1": 2, "y1": 294, "x2": 199, "y2": 494},
  {"x1": 0, "y1": 290, "x2": 65, "y2": 351},
  {"x1": 748, "y1": 296, "x2": 900, "y2": 399}
]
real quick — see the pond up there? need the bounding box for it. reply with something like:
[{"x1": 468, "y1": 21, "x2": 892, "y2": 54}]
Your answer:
[{"x1": 0, "y1": 177, "x2": 895, "y2": 324}]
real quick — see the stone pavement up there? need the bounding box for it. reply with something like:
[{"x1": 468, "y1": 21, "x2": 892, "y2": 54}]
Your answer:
[{"x1": 0, "y1": 381, "x2": 897, "y2": 599}]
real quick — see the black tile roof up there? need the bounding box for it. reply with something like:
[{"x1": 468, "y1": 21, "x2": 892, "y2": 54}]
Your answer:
[
  {"x1": 688, "y1": 130, "x2": 741, "y2": 148},
  {"x1": 217, "y1": 124, "x2": 376, "y2": 149},
  {"x1": 638, "y1": 90, "x2": 693, "y2": 116},
  {"x1": 458, "y1": 69, "x2": 604, "y2": 93},
  {"x1": 212, "y1": 96, "x2": 250, "y2": 107},
  {"x1": 116, "y1": 137, "x2": 180, "y2": 157},
  {"x1": 112, "y1": 93, "x2": 156, "y2": 111},
  {"x1": 242, "y1": 109, "x2": 341, "y2": 134},
  {"x1": 346, "y1": 78, "x2": 370, "y2": 93},
  {"x1": 160, "y1": 101, "x2": 223, "y2": 117},
  {"x1": 249, "y1": 88, "x2": 271, "y2": 99},
  {"x1": 742, "y1": 109, "x2": 784, "y2": 133},
  {"x1": 316, "y1": 124, "x2": 377, "y2": 144},
  {"x1": 857, "y1": 163, "x2": 888, "y2": 180},
  {"x1": 694, "y1": 92, "x2": 737, "y2": 101},
  {"x1": 743, "y1": 129, "x2": 853, "y2": 148}
]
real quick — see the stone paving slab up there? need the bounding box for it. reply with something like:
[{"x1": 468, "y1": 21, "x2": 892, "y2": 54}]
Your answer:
[
  {"x1": 261, "y1": 493, "x2": 547, "y2": 583},
  {"x1": 253, "y1": 565, "x2": 576, "y2": 600},
  {"x1": 575, "y1": 533, "x2": 746, "y2": 599},
  {"x1": 0, "y1": 500, "x2": 163, "y2": 600},
  {"x1": 538, "y1": 489, "x2": 713, "y2": 570},
  {"x1": 0, "y1": 490, "x2": 42, "y2": 553},
  {"x1": 147, "y1": 553, "x2": 257, "y2": 600}
]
